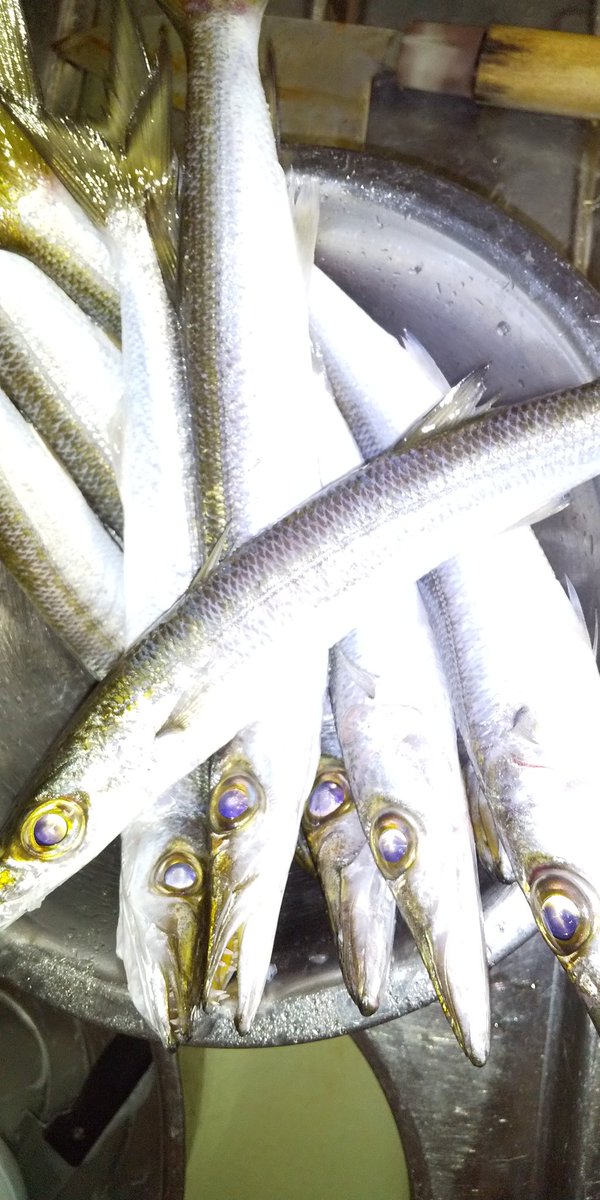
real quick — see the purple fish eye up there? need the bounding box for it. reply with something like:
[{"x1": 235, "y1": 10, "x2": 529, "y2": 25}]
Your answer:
[
  {"x1": 163, "y1": 860, "x2": 198, "y2": 892},
  {"x1": 155, "y1": 852, "x2": 203, "y2": 895},
  {"x1": 540, "y1": 894, "x2": 580, "y2": 942},
  {"x1": 33, "y1": 812, "x2": 68, "y2": 847},
  {"x1": 531, "y1": 868, "x2": 593, "y2": 953},
  {"x1": 378, "y1": 824, "x2": 409, "y2": 865},
  {"x1": 20, "y1": 796, "x2": 87, "y2": 859},
  {"x1": 371, "y1": 811, "x2": 416, "y2": 878},
  {"x1": 218, "y1": 786, "x2": 251, "y2": 821},
  {"x1": 307, "y1": 775, "x2": 348, "y2": 822},
  {"x1": 211, "y1": 773, "x2": 262, "y2": 831}
]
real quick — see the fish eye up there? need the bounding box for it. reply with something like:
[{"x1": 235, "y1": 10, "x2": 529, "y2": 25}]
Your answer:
[
  {"x1": 20, "y1": 795, "x2": 87, "y2": 860},
  {"x1": 210, "y1": 772, "x2": 263, "y2": 832},
  {"x1": 530, "y1": 868, "x2": 594, "y2": 955},
  {"x1": 154, "y1": 850, "x2": 204, "y2": 897},
  {"x1": 370, "y1": 810, "x2": 417, "y2": 879},
  {"x1": 303, "y1": 769, "x2": 352, "y2": 828}
]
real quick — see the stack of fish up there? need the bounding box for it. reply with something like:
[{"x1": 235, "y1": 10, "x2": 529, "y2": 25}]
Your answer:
[{"x1": 0, "y1": 0, "x2": 598, "y2": 1065}]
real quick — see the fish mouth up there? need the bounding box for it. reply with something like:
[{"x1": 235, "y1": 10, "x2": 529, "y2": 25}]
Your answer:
[
  {"x1": 117, "y1": 899, "x2": 205, "y2": 1048},
  {"x1": 427, "y1": 927, "x2": 490, "y2": 1067},
  {"x1": 397, "y1": 893, "x2": 490, "y2": 1067},
  {"x1": 318, "y1": 843, "x2": 396, "y2": 1016},
  {"x1": 204, "y1": 868, "x2": 280, "y2": 1034}
]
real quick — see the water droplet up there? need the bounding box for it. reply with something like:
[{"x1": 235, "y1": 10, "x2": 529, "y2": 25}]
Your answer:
[{"x1": 496, "y1": 321, "x2": 510, "y2": 337}]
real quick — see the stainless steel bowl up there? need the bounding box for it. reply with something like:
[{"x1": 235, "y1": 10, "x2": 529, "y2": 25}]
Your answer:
[{"x1": 1, "y1": 148, "x2": 599, "y2": 1046}]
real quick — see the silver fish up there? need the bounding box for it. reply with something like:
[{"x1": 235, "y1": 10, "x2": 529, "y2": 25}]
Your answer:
[
  {"x1": 116, "y1": 769, "x2": 208, "y2": 1048},
  {"x1": 112, "y1": 196, "x2": 207, "y2": 1044},
  {"x1": 330, "y1": 590, "x2": 490, "y2": 1065},
  {"x1": 0, "y1": 105, "x2": 120, "y2": 338},
  {"x1": 0, "y1": 0, "x2": 176, "y2": 296},
  {"x1": 0, "y1": 384, "x2": 124, "y2": 677},
  {"x1": 0, "y1": 250, "x2": 123, "y2": 538},
  {"x1": 0, "y1": 0, "x2": 119, "y2": 332},
  {"x1": 101, "y1": 38, "x2": 208, "y2": 1046},
  {"x1": 0, "y1": 378, "x2": 599, "y2": 925},
  {"x1": 303, "y1": 700, "x2": 396, "y2": 1015},
  {"x1": 309, "y1": 265, "x2": 448, "y2": 460},
  {"x1": 421, "y1": 526, "x2": 600, "y2": 1030},
  {"x1": 302, "y1": 337, "x2": 400, "y2": 1015},
  {"x1": 311, "y1": 275, "x2": 490, "y2": 1059},
  {"x1": 156, "y1": 0, "x2": 325, "y2": 1033}
]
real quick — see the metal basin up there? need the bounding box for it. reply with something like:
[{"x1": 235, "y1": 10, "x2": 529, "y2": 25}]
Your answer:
[{"x1": 0, "y1": 148, "x2": 599, "y2": 1046}]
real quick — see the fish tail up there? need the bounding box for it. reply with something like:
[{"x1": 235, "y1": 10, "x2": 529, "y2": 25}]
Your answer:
[
  {"x1": 125, "y1": 31, "x2": 178, "y2": 283},
  {"x1": 0, "y1": 0, "x2": 42, "y2": 110},
  {"x1": 100, "y1": 0, "x2": 151, "y2": 148}
]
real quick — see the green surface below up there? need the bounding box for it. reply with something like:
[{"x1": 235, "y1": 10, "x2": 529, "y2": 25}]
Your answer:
[{"x1": 180, "y1": 1035, "x2": 409, "y2": 1200}]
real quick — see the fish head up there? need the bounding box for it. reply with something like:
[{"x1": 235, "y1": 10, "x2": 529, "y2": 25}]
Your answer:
[
  {"x1": 303, "y1": 758, "x2": 395, "y2": 1016},
  {"x1": 204, "y1": 761, "x2": 275, "y2": 1031},
  {"x1": 0, "y1": 671, "x2": 182, "y2": 931},
  {"x1": 486, "y1": 722, "x2": 600, "y2": 1031},
  {"x1": 525, "y1": 863, "x2": 600, "y2": 1026},
  {"x1": 362, "y1": 771, "x2": 490, "y2": 1067},
  {"x1": 0, "y1": 785, "x2": 92, "y2": 927},
  {"x1": 117, "y1": 817, "x2": 208, "y2": 1048}
]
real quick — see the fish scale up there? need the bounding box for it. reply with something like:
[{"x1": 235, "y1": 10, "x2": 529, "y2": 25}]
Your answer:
[{"x1": 0, "y1": 252, "x2": 123, "y2": 538}]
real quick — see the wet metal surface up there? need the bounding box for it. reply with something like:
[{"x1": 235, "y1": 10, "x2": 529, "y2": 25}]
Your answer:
[
  {"x1": 0, "y1": 979, "x2": 185, "y2": 1199},
  {"x1": 356, "y1": 934, "x2": 600, "y2": 1199}
]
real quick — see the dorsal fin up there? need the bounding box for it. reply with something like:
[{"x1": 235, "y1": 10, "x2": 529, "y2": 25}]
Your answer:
[
  {"x1": 336, "y1": 646, "x2": 377, "y2": 700},
  {"x1": 125, "y1": 30, "x2": 171, "y2": 187},
  {"x1": 401, "y1": 365, "x2": 490, "y2": 450},
  {"x1": 101, "y1": 0, "x2": 151, "y2": 147},
  {"x1": 288, "y1": 174, "x2": 320, "y2": 289}
]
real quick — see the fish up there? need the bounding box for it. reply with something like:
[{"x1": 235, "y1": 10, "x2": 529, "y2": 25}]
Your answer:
[
  {"x1": 301, "y1": 328, "x2": 400, "y2": 1016},
  {"x1": 310, "y1": 274, "x2": 490, "y2": 1058},
  {"x1": 0, "y1": 0, "x2": 120, "y2": 332},
  {"x1": 0, "y1": 376, "x2": 599, "y2": 928},
  {"x1": 309, "y1": 265, "x2": 448, "y2": 460},
  {"x1": 0, "y1": 0, "x2": 177, "y2": 290},
  {"x1": 88, "y1": 32, "x2": 208, "y2": 1047},
  {"x1": 0, "y1": 104, "x2": 120, "y2": 338},
  {"x1": 0, "y1": 250, "x2": 123, "y2": 539},
  {"x1": 155, "y1": 0, "x2": 327, "y2": 1034},
  {"x1": 104, "y1": 47, "x2": 200, "y2": 641},
  {"x1": 0, "y1": 383, "x2": 124, "y2": 677},
  {"x1": 117, "y1": 769, "x2": 209, "y2": 1048},
  {"x1": 330, "y1": 591, "x2": 490, "y2": 1065},
  {"x1": 421, "y1": 526, "x2": 600, "y2": 1031},
  {"x1": 303, "y1": 699, "x2": 396, "y2": 1015}
]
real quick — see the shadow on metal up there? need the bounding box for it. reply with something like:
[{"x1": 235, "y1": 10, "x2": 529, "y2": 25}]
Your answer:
[
  {"x1": 0, "y1": 980, "x2": 185, "y2": 1200},
  {"x1": 355, "y1": 934, "x2": 600, "y2": 1199}
]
